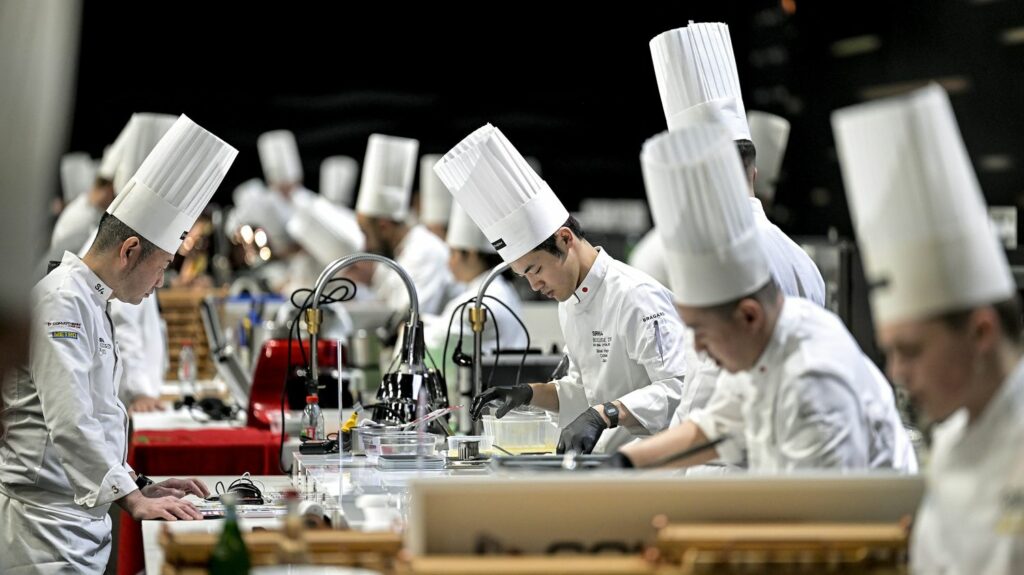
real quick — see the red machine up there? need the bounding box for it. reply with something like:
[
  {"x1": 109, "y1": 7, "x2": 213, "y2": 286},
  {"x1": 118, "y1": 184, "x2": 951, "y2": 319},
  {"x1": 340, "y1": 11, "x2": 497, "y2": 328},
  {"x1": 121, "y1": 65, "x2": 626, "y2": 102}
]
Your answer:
[{"x1": 248, "y1": 338, "x2": 345, "y2": 430}]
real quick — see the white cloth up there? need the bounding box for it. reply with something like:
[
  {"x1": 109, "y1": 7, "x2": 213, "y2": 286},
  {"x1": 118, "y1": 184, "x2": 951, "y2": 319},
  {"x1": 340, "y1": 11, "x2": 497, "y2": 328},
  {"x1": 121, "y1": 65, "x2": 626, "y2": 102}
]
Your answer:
[
  {"x1": 910, "y1": 358, "x2": 1024, "y2": 574},
  {"x1": 0, "y1": 252, "x2": 138, "y2": 568},
  {"x1": 750, "y1": 198, "x2": 826, "y2": 307},
  {"x1": 371, "y1": 224, "x2": 453, "y2": 316},
  {"x1": 424, "y1": 272, "x2": 527, "y2": 356},
  {"x1": 553, "y1": 249, "x2": 687, "y2": 452},
  {"x1": 688, "y1": 297, "x2": 916, "y2": 472},
  {"x1": 111, "y1": 296, "x2": 167, "y2": 403}
]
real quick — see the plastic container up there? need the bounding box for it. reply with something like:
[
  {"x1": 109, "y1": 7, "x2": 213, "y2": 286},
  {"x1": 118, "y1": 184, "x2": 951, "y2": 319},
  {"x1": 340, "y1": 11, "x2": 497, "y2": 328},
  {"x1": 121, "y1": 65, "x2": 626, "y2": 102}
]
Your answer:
[
  {"x1": 446, "y1": 435, "x2": 495, "y2": 459},
  {"x1": 481, "y1": 410, "x2": 558, "y2": 454},
  {"x1": 372, "y1": 431, "x2": 440, "y2": 457},
  {"x1": 301, "y1": 395, "x2": 325, "y2": 441},
  {"x1": 352, "y1": 426, "x2": 395, "y2": 457}
]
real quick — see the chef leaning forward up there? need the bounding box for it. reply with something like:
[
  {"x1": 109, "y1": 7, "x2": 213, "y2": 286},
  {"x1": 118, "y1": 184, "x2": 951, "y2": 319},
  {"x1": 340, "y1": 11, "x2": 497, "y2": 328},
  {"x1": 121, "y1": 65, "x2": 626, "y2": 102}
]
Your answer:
[
  {"x1": 613, "y1": 118, "x2": 915, "y2": 474},
  {"x1": 834, "y1": 83, "x2": 1024, "y2": 575},
  {"x1": 630, "y1": 22, "x2": 825, "y2": 316},
  {"x1": 0, "y1": 115, "x2": 237, "y2": 573},
  {"x1": 433, "y1": 124, "x2": 688, "y2": 454}
]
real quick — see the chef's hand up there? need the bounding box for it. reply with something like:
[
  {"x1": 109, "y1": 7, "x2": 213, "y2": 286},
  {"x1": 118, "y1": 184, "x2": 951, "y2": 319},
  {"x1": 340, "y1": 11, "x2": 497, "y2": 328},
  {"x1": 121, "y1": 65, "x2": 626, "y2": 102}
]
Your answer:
[
  {"x1": 470, "y1": 384, "x2": 533, "y2": 420},
  {"x1": 142, "y1": 477, "x2": 211, "y2": 499},
  {"x1": 119, "y1": 490, "x2": 203, "y2": 521},
  {"x1": 557, "y1": 408, "x2": 608, "y2": 455},
  {"x1": 129, "y1": 396, "x2": 164, "y2": 413},
  {"x1": 600, "y1": 452, "x2": 635, "y2": 469}
]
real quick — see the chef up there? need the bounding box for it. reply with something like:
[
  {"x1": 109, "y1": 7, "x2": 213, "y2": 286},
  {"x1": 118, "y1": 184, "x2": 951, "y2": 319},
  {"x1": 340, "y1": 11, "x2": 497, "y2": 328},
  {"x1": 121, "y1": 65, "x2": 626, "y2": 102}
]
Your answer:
[
  {"x1": 643, "y1": 21, "x2": 825, "y2": 309},
  {"x1": 434, "y1": 123, "x2": 687, "y2": 454},
  {"x1": 354, "y1": 134, "x2": 453, "y2": 316},
  {"x1": 833, "y1": 84, "x2": 1024, "y2": 575},
  {"x1": 0, "y1": 115, "x2": 236, "y2": 572},
  {"x1": 614, "y1": 119, "x2": 914, "y2": 473}
]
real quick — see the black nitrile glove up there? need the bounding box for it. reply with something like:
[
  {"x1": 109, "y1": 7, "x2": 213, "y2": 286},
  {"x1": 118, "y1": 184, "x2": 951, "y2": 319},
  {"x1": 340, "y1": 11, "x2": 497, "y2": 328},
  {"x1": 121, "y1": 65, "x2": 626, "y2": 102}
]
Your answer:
[
  {"x1": 470, "y1": 384, "x2": 533, "y2": 420},
  {"x1": 600, "y1": 452, "x2": 635, "y2": 469},
  {"x1": 556, "y1": 408, "x2": 608, "y2": 454}
]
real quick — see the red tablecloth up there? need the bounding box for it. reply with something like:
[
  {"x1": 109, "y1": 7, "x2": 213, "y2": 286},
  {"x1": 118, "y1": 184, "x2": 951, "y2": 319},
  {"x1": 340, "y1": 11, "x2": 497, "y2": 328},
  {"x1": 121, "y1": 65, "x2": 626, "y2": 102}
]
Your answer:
[{"x1": 117, "y1": 427, "x2": 285, "y2": 575}]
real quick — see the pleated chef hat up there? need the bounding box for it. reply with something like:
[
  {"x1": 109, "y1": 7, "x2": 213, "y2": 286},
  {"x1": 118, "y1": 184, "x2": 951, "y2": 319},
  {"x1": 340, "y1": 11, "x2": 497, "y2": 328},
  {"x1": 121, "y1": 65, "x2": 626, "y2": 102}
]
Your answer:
[
  {"x1": 833, "y1": 84, "x2": 1014, "y2": 324},
  {"x1": 355, "y1": 134, "x2": 419, "y2": 221},
  {"x1": 107, "y1": 115, "x2": 238, "y2": 254},
  {"x1": 641, "y1": 120, "x2": 770, "y2": 306},
  {"x1": 650, "y1": 22, "x2": 750, "y2": 141},
  {"x1": 433, "y1": 124, "x2": 568, "y2": 263},
  {"x1": 258, "y1": 129, "x2": 303, "y2": 187}
]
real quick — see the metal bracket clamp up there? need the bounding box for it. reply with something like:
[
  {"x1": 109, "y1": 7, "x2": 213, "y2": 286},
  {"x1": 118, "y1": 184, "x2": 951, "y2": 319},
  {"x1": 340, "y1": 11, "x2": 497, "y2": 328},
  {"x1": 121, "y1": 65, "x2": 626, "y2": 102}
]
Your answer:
[
  {"x1": 469, "y1": 306, "x2": 486, "y2": 333},
  {"x1": 305, "y1": 308, "x2": 322, "y2": 336}
]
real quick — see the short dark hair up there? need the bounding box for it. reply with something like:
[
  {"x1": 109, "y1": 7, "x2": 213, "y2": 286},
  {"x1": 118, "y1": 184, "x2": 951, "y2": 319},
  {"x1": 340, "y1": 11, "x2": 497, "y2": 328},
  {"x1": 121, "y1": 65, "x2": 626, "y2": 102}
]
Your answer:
[
  {"x1": 530, "y1": 216, "x2": 586, "y2": 258},
  {"x1": 90, "y1": 212, "x2": 160, "y2": 265},
  {"x1": 705, "y1": 279, "x2": 781, "y2": 320},
  {"x1": 938, "y1": 297, "x2": 1023, "y2": 344},
  {"x1": 736, "y1": 139, "x2": 756, "y2": 173}
]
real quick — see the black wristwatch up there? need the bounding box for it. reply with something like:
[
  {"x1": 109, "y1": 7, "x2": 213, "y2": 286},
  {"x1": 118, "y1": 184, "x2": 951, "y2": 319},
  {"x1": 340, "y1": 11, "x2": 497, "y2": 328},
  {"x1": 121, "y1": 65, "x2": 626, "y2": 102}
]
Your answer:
[
  {"x1": 602, "y1": 402, "x2": 620, "y2": 429},
  {"x1": 135, "y1": 474, "x2": 155, "y2": 490}
]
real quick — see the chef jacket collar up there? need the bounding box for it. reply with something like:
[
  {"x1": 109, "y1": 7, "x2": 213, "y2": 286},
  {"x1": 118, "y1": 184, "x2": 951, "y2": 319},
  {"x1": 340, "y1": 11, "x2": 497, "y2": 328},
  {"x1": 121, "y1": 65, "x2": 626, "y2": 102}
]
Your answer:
[
  {"x1": 569, "y1": 247, "x2": 610, "y2": 309},
  {"x1": 62, "y1": 251, "x2": 116, "y2": 304}
]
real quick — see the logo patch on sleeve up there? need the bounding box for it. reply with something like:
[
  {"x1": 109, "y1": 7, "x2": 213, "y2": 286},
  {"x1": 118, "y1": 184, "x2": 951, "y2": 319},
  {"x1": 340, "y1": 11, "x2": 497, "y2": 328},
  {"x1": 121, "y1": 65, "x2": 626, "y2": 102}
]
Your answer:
[{"x1": 50, "y1": 331, "x2": 79, "y2": 340}]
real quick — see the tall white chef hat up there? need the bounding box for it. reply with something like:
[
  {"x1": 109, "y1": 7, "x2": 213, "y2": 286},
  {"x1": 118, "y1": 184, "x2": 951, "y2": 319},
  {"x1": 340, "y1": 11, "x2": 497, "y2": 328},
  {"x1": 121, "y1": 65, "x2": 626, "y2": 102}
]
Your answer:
[
  {"x1": 258, "y1": 129, "x2": 303, "y2": 187},
  {"x1": 60, "y1": 152, "x2": 97, "y2": 203},
  {"x1": 446, "y1": 202, "x2": 495, "y2": 253},
  {"x1": 642, "y1": 119, "x2": 770, "y2": 306},
  {"x1": 650, "y1": 22, "x2": 750, "y2": 141},
  {"x1": 433, "y1": 124, "x2": 568, "y2": 263},
  {"x1": 320, "y1": 155, "x2": 359, "y2": 207},
  {"x1": 833, "y1": 84, "x2": 1014, "y2": 325},
  {"x1": 355, "y1": 134, "x2": 419, "y2": 221},
  {"x1": 112, "y1": 112, "x2": 178, "y2": 194},
  {"x1": 286, "y1": 195, "x2": 366, "y2": 267},
  {"x1": 747, "y1": 110, "x2": 791, "y2": 202},
  {"x1": 419, "y1": 154, "x2": 451, "y2": 226},
  {"x1": 107, "y1": 115, "x2": 238, "y2": 254}
]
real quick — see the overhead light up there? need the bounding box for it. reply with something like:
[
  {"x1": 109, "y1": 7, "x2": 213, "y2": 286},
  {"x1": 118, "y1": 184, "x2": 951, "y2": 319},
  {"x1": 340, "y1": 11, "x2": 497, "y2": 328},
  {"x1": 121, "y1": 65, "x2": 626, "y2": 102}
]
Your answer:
[
  {"x1": 1000, "y1": 27, "x2": 1024, "y2": 45},
  {"x1": 858, "y1": 76, "x2": 971, "y2": 100},
  {"x1": 979, "y1": 154, "x2": 1015, "y2": 172},
  {"x1": 830, "y1": 35, "x2": 882, "y2": 58}
]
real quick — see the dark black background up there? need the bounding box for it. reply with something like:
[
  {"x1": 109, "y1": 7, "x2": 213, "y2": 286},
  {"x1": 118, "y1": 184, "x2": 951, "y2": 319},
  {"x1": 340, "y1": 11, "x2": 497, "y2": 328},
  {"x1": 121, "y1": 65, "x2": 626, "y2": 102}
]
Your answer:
[{"x1": 67, "y1": 1, "x2": 1024, "y2": 239}]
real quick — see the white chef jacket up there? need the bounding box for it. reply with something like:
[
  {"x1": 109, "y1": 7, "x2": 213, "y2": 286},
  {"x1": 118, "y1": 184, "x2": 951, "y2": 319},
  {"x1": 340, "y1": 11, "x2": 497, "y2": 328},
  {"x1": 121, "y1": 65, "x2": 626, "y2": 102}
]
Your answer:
[
  {"x1": 372, "y1": 224, "x2": 453, "y2": 316},
  {"x1": 911, "y1": 357, "x2": 1024, "y2": 574},
  {"x1": 627, "y1": 229, "x2": 671, "y2": 290},
  {"x1": 668, "y1": 201, "x2": 828, "y2": 428},
  {"x1": 688, "y1": 296, "x2": 916, "y2": 472},
  {"x1": 553, "y1": 249, "x2": 687, "y2": 452},
  {"x1": 0, "y1": 252, "x2": 137, "y2": 571},
  {"x1": 424, "y1": 272, "x2": 527, "y2": 356},
  {"x1": 751, "y1": 198, "x2": 826, "y2": 307},
  {"x1": 111, "y1": 295, "x2": 167, "y2": 404},
  {"x1": 45, "y1": 193, "x2": 102, "y2": 267}
]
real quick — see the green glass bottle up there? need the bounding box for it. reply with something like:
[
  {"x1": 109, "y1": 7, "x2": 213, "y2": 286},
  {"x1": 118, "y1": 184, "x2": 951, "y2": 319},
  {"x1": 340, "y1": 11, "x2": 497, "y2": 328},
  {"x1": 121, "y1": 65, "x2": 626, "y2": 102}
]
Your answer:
[{"x1": 209, "y1": 492, "x2": 251, "y2": 574}]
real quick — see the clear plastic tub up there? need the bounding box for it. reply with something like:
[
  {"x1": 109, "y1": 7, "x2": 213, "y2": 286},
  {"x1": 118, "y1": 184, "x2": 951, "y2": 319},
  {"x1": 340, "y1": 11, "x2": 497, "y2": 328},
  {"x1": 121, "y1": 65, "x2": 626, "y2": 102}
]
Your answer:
[
  {"x1": 446, "y1": 435, "x2": 494, "y2": 459},
  {"x1": 372, "y1": 431, "x2": 440, "y2": 456},
  {"x1": 481, "y1": 410, "x2": 558, "y2": 454}
]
